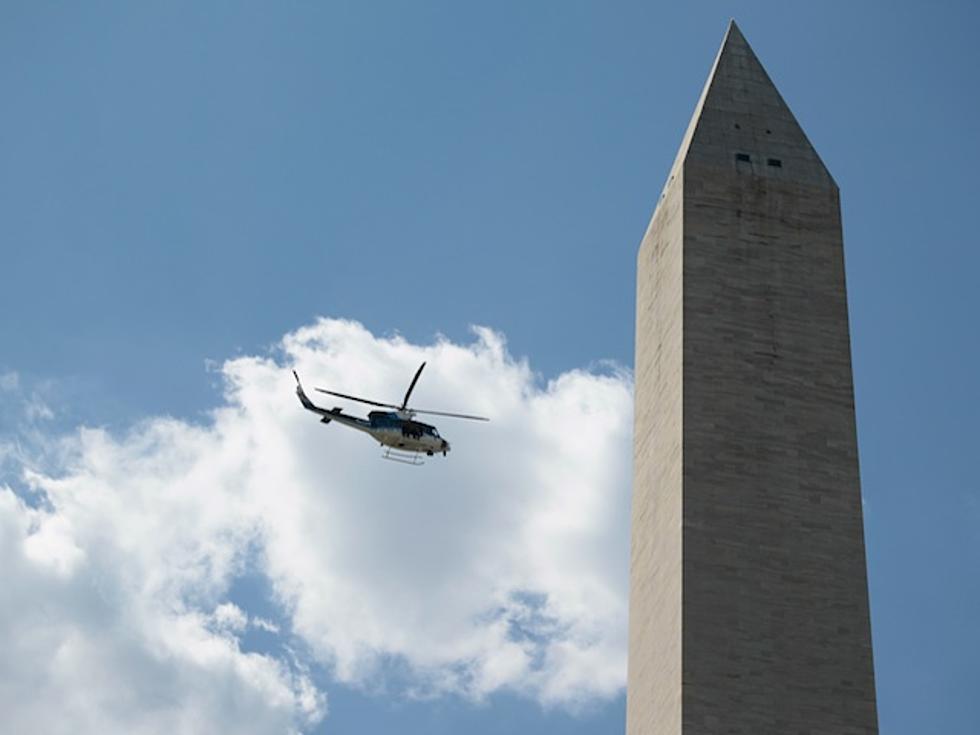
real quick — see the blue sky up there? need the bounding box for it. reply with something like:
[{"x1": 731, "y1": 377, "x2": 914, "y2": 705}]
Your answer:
[{"x1": 1, "y1": 2, "x2": 979, "y2": 733}]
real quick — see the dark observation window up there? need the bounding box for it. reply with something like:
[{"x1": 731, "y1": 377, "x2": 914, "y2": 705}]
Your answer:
[
  {"x1": 767, "y1": 158, "x2": 783, "y2": 167},
  {"x1": 735, "y1": 153, "x2": 751, "y2": 162}
]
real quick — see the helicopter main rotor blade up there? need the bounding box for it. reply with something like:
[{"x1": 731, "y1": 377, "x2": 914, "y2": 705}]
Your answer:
[
  {"x1": 314, "y1": 389, "x2": 399, "y2": 409},
  {"x1": 410, "y1": 407, "x2": 489, "y2": 422},
  {"x1": 401, "y1": 362, "x2": 426, "y2": 410}
]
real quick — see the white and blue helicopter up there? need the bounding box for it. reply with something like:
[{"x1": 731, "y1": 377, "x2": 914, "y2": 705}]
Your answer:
[{"x1": 293, "y1": 363, "x2": 488, "y2": 464}]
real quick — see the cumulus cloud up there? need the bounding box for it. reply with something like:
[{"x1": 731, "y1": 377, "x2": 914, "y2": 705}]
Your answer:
[
  {"x1": 0, "y1": 490, "x2": 325, "y2": 735},
  {"x1": 0, "y1": 319, "x2": 632, "y2": 732}
]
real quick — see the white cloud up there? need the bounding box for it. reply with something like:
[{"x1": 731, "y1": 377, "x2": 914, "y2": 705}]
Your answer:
[
  {"x1": 0, "y1": 370, "x2": 19, "y2": 391},
  {"x1": 0, "y1": 489, "x2": 325, "y2": 735},
  {"x1": 23, "y1": 394, "x2": 54, "y2": 422},
  {"x1": 252, "y1": 617, "x2": 281, "y2": 634},
  {"x1": 1, "y1": 318, "x2": 633, "y2": 731},
  {"x1": 212, "y1": 602, "x2": 249, "y2": 633}
]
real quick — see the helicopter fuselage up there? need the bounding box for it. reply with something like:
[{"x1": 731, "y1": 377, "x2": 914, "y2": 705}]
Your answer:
[
  {"x1": 295, "y1": 379, "x2": 451, "y2": 455},
  {"x1": 321, "y1": 410, "x2": 449, "y2": 454},
  {"x1": 363, "y1": 411, "x2": 449, "y2": 454}
]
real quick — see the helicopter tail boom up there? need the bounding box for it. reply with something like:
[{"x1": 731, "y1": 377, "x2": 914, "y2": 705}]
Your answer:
[
  {"x1": 294, "y1": 371, "x2": 344, "y2": 417},
  {"x1": 293, "y1": 371, "x2": 324, "y2": 414},
  {"x1": 294, "y1": 371, "x2": 373, "y2": 432}
]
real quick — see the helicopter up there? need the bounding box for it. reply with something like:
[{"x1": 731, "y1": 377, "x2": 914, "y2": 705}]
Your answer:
[{"x1": 292, "y1": 362, "x2": 488, "y2": 464}]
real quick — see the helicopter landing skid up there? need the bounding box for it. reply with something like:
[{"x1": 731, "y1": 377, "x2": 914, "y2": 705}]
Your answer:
[{"x1": 381, "y1": 447, "x2": 424, "y2": 466}]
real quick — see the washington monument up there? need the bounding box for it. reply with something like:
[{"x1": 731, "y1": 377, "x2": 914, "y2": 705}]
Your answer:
[{"x1": 628, "y1": 21, "x2": 878, "y2": 734}]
